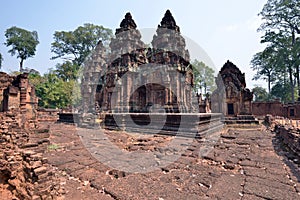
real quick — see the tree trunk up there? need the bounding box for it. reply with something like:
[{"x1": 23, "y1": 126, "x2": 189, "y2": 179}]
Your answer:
[
  {"x1": 292, "y1": 31, "x2": 300, "y2": 101},
  {"x1": 268, "y1": 74, "x2": 271, "y2": 94},
  {"x1": 296, "y1": 66, "x2": 300, "y2": 101},
  {"x1": 288, "y1": 66, "x2": 295, "y2": 103},
  {"x1": 19, "y1": 59, "x2": 24, "y2": 72}
]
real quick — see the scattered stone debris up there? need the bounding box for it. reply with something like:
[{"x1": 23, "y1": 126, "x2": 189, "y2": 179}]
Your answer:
[
  {"x1": 39, "y1": 122, "x2": 300, "y2": 199},
  {"x1": 0, "y1": 112, "x2": 63, "y2": 199}
]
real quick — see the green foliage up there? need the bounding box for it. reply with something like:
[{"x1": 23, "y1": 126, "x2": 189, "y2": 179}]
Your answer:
[
  {"x1": 259, "y1": 0, "x2": 300, "y2": 34},
  {"x1": 191, "y1": 59, "x2": 216, "y2": 95},
  {"x1": 39, "y1": 23, "x2": 113, "y2": 109},
  {"x1": 34, "y1": 71, "x2": 81, "y2": 109},
  {"x1": 4, "y1": 26, "x2": 39, "y2": 71},
  {"x1": 28, "y1": 70, "x2": 42, "y2": 87},
  {"x1": 47, "y1": 144, "x2": 60, "y2": 151},
  {"x1": 252, "y1": 0, "x2": 300, "y2": 103},
  {"x1": 55, "y1": 61, "x2": 80, "y2": 82},
  {"x1": 252, "y1": 86, "x2": 269, "y2": 102},
  {"x1": 251, "y1": 47, "x2": 278, "y2": 93},
  {"x1": 51, "y1": 23, "x2": 113, "y2": 66},
  {"x1": 270, "y1": 82, "x2": 296, "y2": 103}
]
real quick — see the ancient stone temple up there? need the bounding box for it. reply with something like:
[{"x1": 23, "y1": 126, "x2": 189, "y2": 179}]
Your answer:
[
  {"x1": 211, "y1": 61, "x2": 253, "y2": 117},
  {"x1": 81, "y1": 10, "x2": 195, "y2": 114},
  {"x1": 0, "y1": 72, "x2": 38, "y2": 131},
  {"x1": 0, "y1": 72, "x2": 38, "y2": 119}
]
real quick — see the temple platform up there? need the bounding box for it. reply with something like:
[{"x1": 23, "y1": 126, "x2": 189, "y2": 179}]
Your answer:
[{"x1": 104, "y1": 113, "x2": 223, "y2": 138}]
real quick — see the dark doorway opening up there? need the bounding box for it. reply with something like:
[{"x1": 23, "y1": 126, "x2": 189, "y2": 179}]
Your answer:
[
  {"x1": 289, "y1": 108, "x2": 295, "y2": 117},
  {"x1": 227, "y1": 103, "x2": 234, "y2": 115}
]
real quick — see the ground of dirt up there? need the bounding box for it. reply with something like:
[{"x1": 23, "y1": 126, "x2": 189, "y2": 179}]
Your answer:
[{"x1": 37, "y1": 122, "x2": 300, "y2": 200}]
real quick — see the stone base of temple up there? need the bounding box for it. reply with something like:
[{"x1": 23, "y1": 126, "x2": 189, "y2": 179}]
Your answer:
[
  {"x1": 103, "y1": 113, "x2": 223, "y2": 138},
  {"x1": 223, "y1": 115, "x2": 259, "y2": 125},
  {"x1": 58, "y1": 113, "x2": 80, "y2": 124},
  {"x1": 111, "y1": 102, "x2": 189, "y2": 114}
]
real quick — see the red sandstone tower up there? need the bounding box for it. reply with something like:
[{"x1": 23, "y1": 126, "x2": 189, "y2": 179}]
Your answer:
[{"x1": 81, "y1": 10, "x2": 196, "y2": 114}]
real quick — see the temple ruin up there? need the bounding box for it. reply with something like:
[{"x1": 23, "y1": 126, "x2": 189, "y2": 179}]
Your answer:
[
  {"x1": 81, "y1": 10, "x2": 195, "y2": 115},
  {"x1": 211, "y1": 61, "x2": 259, "y2": 124},
  {"x1": 0, "y1": 72, "x2": 38, "y2": 122},
  {"x1": 212, "y1": 60, "x2": 253, "y2": 116}
]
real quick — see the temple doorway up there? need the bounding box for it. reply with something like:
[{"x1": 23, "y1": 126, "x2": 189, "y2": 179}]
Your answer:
[
  {"x1": 130, "y1": 83, "x2": 166, "y2": 112},
  {"x1": 227, "y1": 103, "x2": 234, "y2": 115}
]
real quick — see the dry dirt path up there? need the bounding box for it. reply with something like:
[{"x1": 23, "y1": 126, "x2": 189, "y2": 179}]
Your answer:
[{"x1": 45, "y1": 123, "x2": 300, "y2": 200}]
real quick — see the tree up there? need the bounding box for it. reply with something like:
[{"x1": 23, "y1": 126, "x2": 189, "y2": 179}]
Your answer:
[
  {"x1": 35, "y1": 71, "x2": 81, "y2": 109},
  {"x1": 27, "y1": 69, "x2": 42, "y2": 87},
  {"x1": 191, "y1": 59, "x2": 216, "y2": 96},
  {"x1": 4, "y1": 26, "x2": 39, "y2": 71},
  {"x1": 251, "y1": 46, "x2": 278, "y2": 93},
  {"x1": 262, "y1": 31, "x2": 299, "y2": 102},
  {"x1": 54, "y1": 61, "x2": 80, "y2": 82},
  {"x1": 258, "y1": 0, "x2": 300, "y2": 102},
  {"x1": 252, "y1": 86, "x2": 269, "y2": 101},
  {"x1": 0, "y1": 53, "x2": 3, "y2": 69},
  {"x1": 270, "y1": 82, "x2": 294, "y2": 103},
  {"x1": 51, "y1": 23, "x2": 113, "y2": 66}
]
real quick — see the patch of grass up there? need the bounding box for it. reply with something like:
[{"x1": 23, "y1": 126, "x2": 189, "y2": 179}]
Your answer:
[{"x1": 47, "y1": 144, "x2": 60, "y2": 151}]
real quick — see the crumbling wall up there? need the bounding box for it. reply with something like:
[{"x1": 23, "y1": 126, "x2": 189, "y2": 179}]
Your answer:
[
  {"x1": 0, "y1": 111, "x2": 61, "y2": 199},
  {"x1": 0, "y1": 72, "x2": 38, "y2": 118},
  {"x1": 37, "y1": 109, "x2": 59, "y2": 122},
  {"x1": 0, "y1": 72, "x2": 14, "y2": 112},
  {"x1": 275, "y1": 125, "x2": 300, "y2": 157}
]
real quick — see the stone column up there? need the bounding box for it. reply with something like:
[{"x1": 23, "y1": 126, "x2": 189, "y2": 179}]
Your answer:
[{"x1": 165, "y1": 87, "x2": 169, "y2": 104}]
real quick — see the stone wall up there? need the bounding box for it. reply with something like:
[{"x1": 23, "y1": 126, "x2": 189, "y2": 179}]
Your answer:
[
  {"x1": 0, "y1": 111, "x2": 61, "y2": 199},
  {"x1": 252, "y1": 101, "x2": 283, "y2": 117},
  {"x1": 275, "y1": 124, "x2": 300, "y2": 158},
  {"x1": 252, "y1": 101, "x2": 300, "y2": 119},
  {"x1": 37, "y1": 109, "x2": 59, "y2": 122},
  {"x1": 0, "y1": 72, "x2": 14, "y2": 111},
  {"x1": 0, "y1": 72, "x2": 38, "y2": 121}
]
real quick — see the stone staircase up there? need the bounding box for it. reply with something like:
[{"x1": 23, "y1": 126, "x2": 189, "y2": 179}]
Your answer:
[{"x1": 223, "y1": 115, "x2": 259, "y2": 125}]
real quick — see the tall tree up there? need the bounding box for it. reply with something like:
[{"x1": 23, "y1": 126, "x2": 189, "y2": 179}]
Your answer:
[
  {"x1": 51, "y1": 23, "x2": 113, "y2": 66},
  {"x1": 258, "y1": 0, "x2": 300, "y2": 102},
  {"x1": 54, "y1": 61, "x2": 80, "y2": 82},
  {"x1": 262, "y1": 31, "x2": 298, "y2": 102},
  {"x1": 4, "y1": 26, "x2": 39, "y2": 71},
  {"x1": 270, "y1": 82, "x2": 293, "y2": 103},
  {"x1": 191, "y1": 59, "x2": 216, "y2": 96},
  {"x1": 251, "y1": 46, "x2": 278, "y2": 93},
  {"x1": 252, "y1": 86, "x2": 269, "y2": 102}
]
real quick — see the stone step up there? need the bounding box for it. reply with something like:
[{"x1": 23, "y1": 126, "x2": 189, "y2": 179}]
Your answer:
[
  {"x1": 223, "y1": 119, "x2": 259, "y2": 124},
  {"x1": 103, "y1": 113, "x2": 224, "y2": 138},
  {"x1": 224, "y1": 114, "x2": 259, "y2": 125}
]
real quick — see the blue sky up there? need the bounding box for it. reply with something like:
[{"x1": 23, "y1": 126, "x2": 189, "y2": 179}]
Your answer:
[{"x1": 0, "y1": 0, "x2": 267, "y2": 88}]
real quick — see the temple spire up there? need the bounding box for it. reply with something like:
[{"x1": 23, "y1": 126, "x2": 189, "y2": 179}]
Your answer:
[
  {"x1": 158, "y1": 10, "x2": 180, "y2": 32},
  {"x1": 116, "y1": 12, "x2": 137, "y2": 34}
]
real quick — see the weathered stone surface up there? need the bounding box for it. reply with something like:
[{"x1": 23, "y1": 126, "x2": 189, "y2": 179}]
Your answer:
[
  {"x1": 80, "y1": 10, "x2": 195, "y2": 119},
  {"x1": 0, "y1": 72, "x2": 38, "y2": 123},
  {"x1": 0, "y1": 113, "x2": 63, "y2": 199},
  {"x1": 41, "y1": 123, "x2": 300, "y2": 199},
  {"x1": 211, "y1": 61, "x2": 259, "y2": 125}
]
